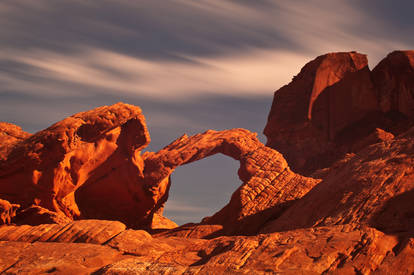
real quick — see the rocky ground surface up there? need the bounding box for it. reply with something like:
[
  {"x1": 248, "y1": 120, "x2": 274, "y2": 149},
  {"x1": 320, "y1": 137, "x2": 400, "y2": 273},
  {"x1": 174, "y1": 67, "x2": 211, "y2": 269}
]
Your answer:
[
  {"x1": 0, "y1": 220, "x2": 411, "y2": 274},
  {"x1": 0, "y1": 50, "x2": 413, "y2": 274}
]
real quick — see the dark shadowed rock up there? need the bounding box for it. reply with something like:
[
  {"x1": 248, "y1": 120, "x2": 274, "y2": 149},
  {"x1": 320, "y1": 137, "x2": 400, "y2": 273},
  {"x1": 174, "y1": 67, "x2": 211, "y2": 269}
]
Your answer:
[
  {"x1": 373, "y1": 50, "x2": 414, "y2": 118},
  {"x1": 264, "y1": 52, "x2": 380, "y2": 175}
]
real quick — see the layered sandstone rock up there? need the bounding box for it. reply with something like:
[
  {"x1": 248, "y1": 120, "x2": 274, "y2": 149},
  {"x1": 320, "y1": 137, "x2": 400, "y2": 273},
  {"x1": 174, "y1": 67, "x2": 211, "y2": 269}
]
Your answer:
[
  {"x1": 260, "y1": 126, "x2": 414, "y2": 235},
  {"x1": 0, "y1": 220, "x2": 410, "y2": 274}
]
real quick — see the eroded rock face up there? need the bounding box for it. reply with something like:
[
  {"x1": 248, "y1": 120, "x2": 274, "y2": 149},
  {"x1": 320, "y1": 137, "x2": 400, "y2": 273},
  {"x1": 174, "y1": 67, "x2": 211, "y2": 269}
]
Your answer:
[
  {"x1": 260, "y1": 126, "x2": 414, "y2": 235},
  {"x1": 264, "y1": 51, "x2": 414, "y2": 175},
  {"x1": 373, "y1": 50, "x2": 414, "y2": 118},
  {"x1": 263, "y1": 52, "x2": 380, "y2": 175},
  {"x1": 0, "y1": 107, "x2": 318, "y2": 233},
  {"x1": 0, "y1": 103, "x2": 151, "y2": 227},
  {"x1": 0, "y1": 122, "x2": 31, "y2": 161},
  {"x1": 142, "y1": 129, "x2": 319, "y2": 235},
  {"x1": 0, "y1": 199, "x2": 20, "y2": 225}
]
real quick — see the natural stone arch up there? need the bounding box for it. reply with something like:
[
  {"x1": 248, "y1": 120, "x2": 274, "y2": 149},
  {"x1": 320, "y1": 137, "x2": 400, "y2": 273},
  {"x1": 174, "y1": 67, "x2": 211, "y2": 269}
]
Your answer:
[
  {"x1": 141, "y1": 129, "x2": 319, "y2": 234},
  {"x1": 0, "y1": 103, "x2": 319, "y2": 233}
]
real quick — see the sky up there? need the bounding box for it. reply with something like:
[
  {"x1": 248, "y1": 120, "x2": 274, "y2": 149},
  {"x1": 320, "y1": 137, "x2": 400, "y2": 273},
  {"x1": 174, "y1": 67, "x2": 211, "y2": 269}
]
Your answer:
[{"x1": 1, "y1": 0, "x2": 413, "y2": 225}]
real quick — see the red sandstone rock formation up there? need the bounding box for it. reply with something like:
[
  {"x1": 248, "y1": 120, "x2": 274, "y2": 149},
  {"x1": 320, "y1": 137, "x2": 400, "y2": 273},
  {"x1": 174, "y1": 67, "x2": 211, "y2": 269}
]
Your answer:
[
  {"x1": 0, "y1": 122, "x2": 31, "y2": 161},
  {"x1": 264, "y1": 51, "x2": 414, "y2": 175},
  {"x1": 373, "y1": 50, "x2": 414, "y2": 118},
  {"x1": 0, "y1": 107, "x2": 318, "y2": 233},
  {"x1": 0, "y1": 103, "x2": 152, "y2": 227},
  {"x1": 142, "y1": 129, "x2": 319, "y2": 235},
  {"x1": 260, "y1": 125, "x2": 414, "y2": 235},
  {"x1": 264, "y1": 52, "x2": 380, "y2": 174},
  {"x1": 0, "y1": 199, "x2": 19, "y2": 225}
]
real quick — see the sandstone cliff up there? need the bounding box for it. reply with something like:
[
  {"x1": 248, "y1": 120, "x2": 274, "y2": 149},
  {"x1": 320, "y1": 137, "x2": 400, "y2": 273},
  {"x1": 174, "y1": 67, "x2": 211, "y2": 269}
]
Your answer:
[{"x1": 264, "y1": 50, "x2": 414, "y2": 175}]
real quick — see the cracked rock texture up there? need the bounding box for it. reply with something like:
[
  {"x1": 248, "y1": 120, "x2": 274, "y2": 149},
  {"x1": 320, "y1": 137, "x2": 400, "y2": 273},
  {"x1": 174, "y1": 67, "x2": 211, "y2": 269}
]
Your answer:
[{"x1": 0, "y1": 220, "x2": 409, "y2": 274}]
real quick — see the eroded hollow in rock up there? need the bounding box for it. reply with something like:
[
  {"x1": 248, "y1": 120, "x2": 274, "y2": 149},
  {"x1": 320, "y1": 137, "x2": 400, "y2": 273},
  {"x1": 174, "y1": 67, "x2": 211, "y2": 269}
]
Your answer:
[{"x1": 163, "y1": 154, "x2": 240, "y2": 226}]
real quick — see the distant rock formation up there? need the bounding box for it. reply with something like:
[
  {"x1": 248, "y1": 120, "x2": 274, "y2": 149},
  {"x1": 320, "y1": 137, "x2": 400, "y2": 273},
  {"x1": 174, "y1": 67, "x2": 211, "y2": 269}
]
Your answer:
[{"x1": 264, "y1": 50, "x2": 414, "y2": 175}]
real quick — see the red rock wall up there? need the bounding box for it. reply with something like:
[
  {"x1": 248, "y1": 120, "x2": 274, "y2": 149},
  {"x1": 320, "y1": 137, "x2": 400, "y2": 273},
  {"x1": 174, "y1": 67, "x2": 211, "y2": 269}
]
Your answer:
[{"x1": 264, "y1": 50, "x2": 414, "y2": 175}]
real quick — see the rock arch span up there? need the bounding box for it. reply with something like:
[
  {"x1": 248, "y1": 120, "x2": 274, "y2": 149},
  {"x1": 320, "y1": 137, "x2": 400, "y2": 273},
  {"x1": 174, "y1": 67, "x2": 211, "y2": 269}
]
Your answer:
[{"x1": 0, "y1": 103, "x2": 319, "y2": 233}]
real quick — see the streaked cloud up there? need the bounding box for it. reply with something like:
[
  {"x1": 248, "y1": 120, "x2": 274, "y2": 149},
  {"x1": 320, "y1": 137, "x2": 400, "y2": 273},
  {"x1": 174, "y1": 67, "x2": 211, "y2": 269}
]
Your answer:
[
  {"x1": 1, "y1": 0, "x2": 412, "y2": 102},
  {"x1": 0, "y1": 47, "x2": 309, "y2": 99}
]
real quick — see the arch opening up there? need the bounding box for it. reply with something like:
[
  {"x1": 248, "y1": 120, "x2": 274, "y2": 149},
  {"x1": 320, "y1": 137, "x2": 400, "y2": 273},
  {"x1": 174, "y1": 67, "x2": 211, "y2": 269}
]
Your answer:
[{"x1": 163, "y1": 154, "x2": 240, "y2": 226}]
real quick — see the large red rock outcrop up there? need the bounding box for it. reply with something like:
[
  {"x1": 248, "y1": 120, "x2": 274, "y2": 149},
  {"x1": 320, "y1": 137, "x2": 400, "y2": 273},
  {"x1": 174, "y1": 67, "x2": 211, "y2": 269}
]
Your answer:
[
  {"x1": 0, "y1": 103, "x2": 152, "y2": 227},
  {"x1": 0, "y1": 50, "x2": 414, "y2": 273},
  {"x1": 264, "y1": 52, "x2": 380, "y2": 174},
  {"x1": 260, "y1": 126, "x2": 414, "y2": 235},
  {"x1": 373, "y1": 50, "x2": 414, "y2": 118},
  {"x1": 264, "y1": 51, "x2": 414, "y2": 175}
]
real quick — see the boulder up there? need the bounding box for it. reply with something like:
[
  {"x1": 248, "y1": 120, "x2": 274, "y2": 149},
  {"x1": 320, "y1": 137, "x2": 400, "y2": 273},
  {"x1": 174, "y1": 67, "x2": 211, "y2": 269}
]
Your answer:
[{"x1": 0, "y1": 199, "x2": 20, "y2": 225}]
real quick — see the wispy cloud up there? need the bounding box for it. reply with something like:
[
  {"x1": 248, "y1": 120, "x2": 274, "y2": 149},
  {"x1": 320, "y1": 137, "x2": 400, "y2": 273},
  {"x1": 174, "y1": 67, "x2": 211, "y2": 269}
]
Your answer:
[
  {"x1": 0, "y1": 0, "x2": 411, "y2": 103},
  {"x1": 0, "y1": 47, "x2": 310, "y2": 100}
]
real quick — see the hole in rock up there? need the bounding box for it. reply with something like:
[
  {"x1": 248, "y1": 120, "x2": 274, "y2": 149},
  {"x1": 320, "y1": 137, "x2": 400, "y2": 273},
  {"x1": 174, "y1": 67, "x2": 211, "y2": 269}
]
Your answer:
[{"x1": 163, "y1": 154, "x2": 240, "y2": 226}]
